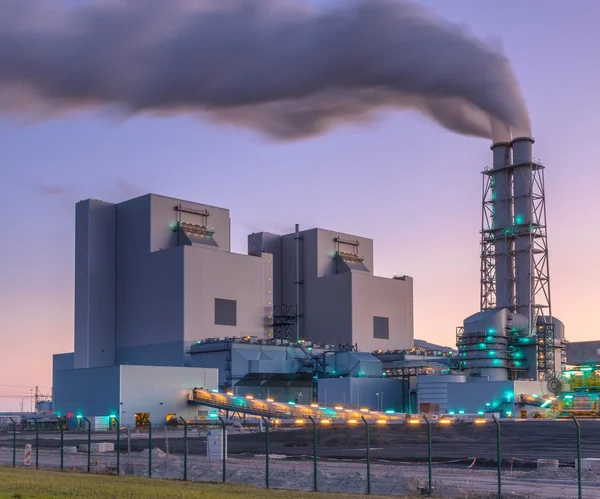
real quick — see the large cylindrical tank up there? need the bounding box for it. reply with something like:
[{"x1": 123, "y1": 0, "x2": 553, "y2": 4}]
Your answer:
[
  {"x1": 460, "y1": 309, "x2": 511, "y2": 381},
  {"x1": 490, "y1": 142, "x2": 514, "y2": 309}
]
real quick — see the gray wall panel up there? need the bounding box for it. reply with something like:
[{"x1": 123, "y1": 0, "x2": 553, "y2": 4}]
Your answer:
[{"x1": 74, "y1": 200, "x2": 117, "y2": 369}]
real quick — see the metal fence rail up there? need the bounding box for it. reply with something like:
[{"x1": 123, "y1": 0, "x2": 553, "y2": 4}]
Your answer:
[{"x1": 1, "y1": 416, "x2": 599, "y2": 498}]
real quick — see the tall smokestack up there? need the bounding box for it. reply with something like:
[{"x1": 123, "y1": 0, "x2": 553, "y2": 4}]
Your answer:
[
  {"x1": 489, "y1": 142, "x2": 514, "y2": 310},
  {"x1": 0, "y1": 0, "x2": 530, "y2": 141},
  {"x1": 511, "y1": 137, "x2": 535, "y2": 321}
]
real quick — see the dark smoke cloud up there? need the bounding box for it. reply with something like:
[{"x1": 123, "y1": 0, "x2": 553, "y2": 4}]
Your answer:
[{"x1": 0, "y1": 0, "x2": 530, "y2": 141}]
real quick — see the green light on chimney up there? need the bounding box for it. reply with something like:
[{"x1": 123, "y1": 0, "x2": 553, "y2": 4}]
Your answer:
[{"x1": 515, "y1": 214, "x2": 524, "y2": 224}]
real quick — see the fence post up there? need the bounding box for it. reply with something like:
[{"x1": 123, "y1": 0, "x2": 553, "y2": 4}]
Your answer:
[
  {"x1": 572, "y1": 415, "x2": 582, "y2": 499},
  {"x1": 34, "y1": 419, "x2": 40, "y2": 470},
  {"x1": 179, "y1": 417, "x2": 188, "y2": 481},
  {"x1": 262, "y1": 417, "x2": 270, "y2": 488},
  {"x1": 492, "y1": 415, "x2": 501, "y2": 499},
  {"x1": 147, "y1": 419, "x2": 152, "y2": 478},
  {"x1": 360, "y1": 416, "x2": 371, "y2": 495},
  {"x1": 424, "y1": 415, "x2": 432, "y2": 496},
  {"x1": 308, "y1": 416, "x2": 318, "y2": 492},
  {"x1": 83, "y1": 417, "x2": 91, "y2": 473},
  {"x1": 218, "y1": 415, "x2": 226, "y2": 483},
  {"x1": 112, "y1": 417, "x2": 120, "y2": 476},
  {"x1": 60, "y1": 424, "x2": 64, "y2": 472},
  {"x1": 9, "y1": 417, "x2": 16, "y2": 468}
]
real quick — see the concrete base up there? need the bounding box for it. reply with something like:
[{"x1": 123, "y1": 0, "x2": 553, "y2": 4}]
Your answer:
[
  {"x1": 577, "y1": 458, "x2": 600, "y2": 473},
  {"x1": 63, "y1": 446, "x2": 78, "y2": 454},
  {"x1": 537, "y1": 459, "x2": 559, "y2": 469},
  {"x1": 79, "y1": 442, "x2": 114, "y2": 453}
]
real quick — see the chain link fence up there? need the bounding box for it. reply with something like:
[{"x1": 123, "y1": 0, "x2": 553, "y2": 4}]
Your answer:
[{"x1": 1, "y1": 416, "x2": 600, "y2": 498}]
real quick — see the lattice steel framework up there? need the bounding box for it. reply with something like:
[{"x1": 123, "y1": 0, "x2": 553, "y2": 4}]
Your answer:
[
  {"x1": 272, "y1": 304, "x2": 297, "y2": 341},
  {"x1": 479, "y1": 162, "x2": 552, "y2": 335},
  {"x1": 536, "y1": 322, "x2": 556, "y2": 380}
]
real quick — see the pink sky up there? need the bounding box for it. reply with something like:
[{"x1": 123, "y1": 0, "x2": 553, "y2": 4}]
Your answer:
[{"x1": 1, "y1": 0, "x2": 600, "y2": 411}]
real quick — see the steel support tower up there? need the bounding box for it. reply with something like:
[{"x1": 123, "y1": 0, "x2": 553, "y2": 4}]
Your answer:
[{"x1": 479, "y1": 138, "x2": 552, "y2": 338}]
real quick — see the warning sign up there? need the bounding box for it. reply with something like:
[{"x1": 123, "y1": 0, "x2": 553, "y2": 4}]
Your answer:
[{"x1": 24, "y1": 444, "x2": 31, "y2": 466}]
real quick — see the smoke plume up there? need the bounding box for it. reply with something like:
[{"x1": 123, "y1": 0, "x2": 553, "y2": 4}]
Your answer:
[{"x1": 0, "y1": 0, "x2": 530, "y2": 141}]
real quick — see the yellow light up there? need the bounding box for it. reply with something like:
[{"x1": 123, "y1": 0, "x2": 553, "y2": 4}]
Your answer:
[
  {"x1": 409, "y1": 419, "x2": 421, "y2": 424},
  {"x1": 295, "y1": 419, "x2": 304, "y2": 424},
  {"x1": 311, "y1": 404, "x2": 319, "y2": 408},
  {"x1": 376, "y1": 420, "x2": 387, "y2": 424},
  {"x1": 320, "y1": 419, "x2": 331, "y2": 424},
  {"x1": 335, "y1": 406, "x2": 344, "y2": 410},
  {"x1": 226, "y1": 391, "x2": 234, "y2": 396},
  {"x1": 475, "y1": 419, "x2": 487, "y2": 424},
  {"x1": 246, "y1": 395, "x2": 254, "y2": 399},
  {"x1": 360, "y1": 408, "x2": 369, "y2": 412},
  {"x1": 274, "y1": 419, "x2": 280, "y2": 424},
  {"x1": 267, "y1": 398, "x2": 274, "y2": 402},
  {"x1": 439, "y1": 420, "x2": 452, "y2": 425},
  {"x1": 347, "y1": 419, "x2": 358, "y2": 424}
]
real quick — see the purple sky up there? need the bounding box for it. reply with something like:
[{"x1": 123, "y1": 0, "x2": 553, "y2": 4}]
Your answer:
[{"x1": 1, "y1": 0, "x2": 599, "y2": 410}]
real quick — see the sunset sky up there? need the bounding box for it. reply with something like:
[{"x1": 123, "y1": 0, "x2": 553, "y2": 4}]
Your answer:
[{"x1": 1, "y1": 0, "x2": 599, "y2": 411}]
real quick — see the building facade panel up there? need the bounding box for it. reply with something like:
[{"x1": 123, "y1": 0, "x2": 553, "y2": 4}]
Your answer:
[
  {"x1": 183, "y1": 247, "x2": 272, "y2": 342},
  {"x1": 351, "y1": 274, "x2": 414, "y2": 352},
  {"x1": 74, "y1": 200, "x2": 117, "y2": 369}
]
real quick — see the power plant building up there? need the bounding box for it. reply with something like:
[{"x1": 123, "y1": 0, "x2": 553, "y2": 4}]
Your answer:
[
  {"x1": 53, "y1": 193, "x2": 415, "y2": 425},
  {"x1": 51, "y1": 136, "x2": 575, "y2": 425}
]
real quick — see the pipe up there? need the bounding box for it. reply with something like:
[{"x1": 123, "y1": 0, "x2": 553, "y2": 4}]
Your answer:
[
  {"x1": 295, "y1": 224, "x2": 301, "y2": 343},
  {"x1": 511, "y1": 136, "x2": 535, "y2": 321},
  {"x1": 490, "y1": 141, "x2": 514, "y2": 310}
]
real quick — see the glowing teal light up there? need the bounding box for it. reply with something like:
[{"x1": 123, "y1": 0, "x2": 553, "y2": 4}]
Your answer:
[
  {"x1": 109, "y1": 414, "x2": 116, "y2": 419},
  {"x1": 209, "y1": 412, "x2": 218, "y2": 419},
  {"x1": 76, "y1": 415, "x2": 83, "y2": 419},
  {"x1": 504, "y1": 391, "x2": 513, "y2": 401},
  {"x1": 564, "y1": 395, "x2": 574, "y2": 399},
  {"x1": 488, "y1": 351, "x2": 496, "y2": 356},
  {"x1": 55, "y1": 412, "x2": 61, "y2": 418},
  {"x1": 385, "y1": 410, "x2": 395, "y2": 414},
  {"x1": 477, "y1": 411, "x2": 484, "y2": 415},
  {"x1": 515, "y1": 214, "x2": 524, "y2": 224},
  {"x1": 288, "y1": 401, "x2": 296, "y2": 405},
  {"x1": 479, "y1": 343, "x2": 486, "y2": 349},
  {"x1": 487, "y1": 328, "x2": 495, "y2": 334},
  {"x1": 211, "y1": 389, "x2": 219, "y2": 393},
  {"x1": 449, "y1": 411, "x2": 455, "y2": 415},
  {"x1": 486, "y1": 403, "x2": 491, "y2": 407},
  {"x1": 458, "y1": 410, "x2": 465, "y2": 414},
  {"x1": 541, "y1": 400, "x2": 551, "y2": 408}
]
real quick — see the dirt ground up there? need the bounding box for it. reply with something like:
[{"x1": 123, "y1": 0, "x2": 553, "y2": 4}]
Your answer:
[{"x1": 3, "y1": 419, "x2": 599, "y2": 467}]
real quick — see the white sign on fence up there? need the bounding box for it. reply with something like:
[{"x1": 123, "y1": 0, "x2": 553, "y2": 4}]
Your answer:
[{"x1": 24, "y1": 444, "x2": 32, "y2": 466}]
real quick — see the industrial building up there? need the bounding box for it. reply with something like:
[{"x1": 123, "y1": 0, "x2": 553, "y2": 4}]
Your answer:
[
  {"x1": 53, "y1": 194, "x2": 415, "y2": 425},
  {"x1": 248, "y1": 227, "x2": 413, "y2": 351},
  {"x1": 52, "y1": 137, "x2": 587, "y2": 425}
]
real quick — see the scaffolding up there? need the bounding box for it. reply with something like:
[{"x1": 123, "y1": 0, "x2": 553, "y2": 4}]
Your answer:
[
  {"x1": 536, "y1": 322, "x2": 556, "y2": 381},
  {"x1": 272, "y1": 304, "x2": 297, "y2": 342},
  {"x1": 479, "y1": 161, "x2": 552, "y2": 334}
]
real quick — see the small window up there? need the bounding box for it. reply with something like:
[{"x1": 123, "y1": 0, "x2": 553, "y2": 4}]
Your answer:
[
  {"x1": 373, "y1": 316, "x2": 389, "y2": 339},
  {"x1": 215, "y1": 298, "x2": 237, "y2": 326}
]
